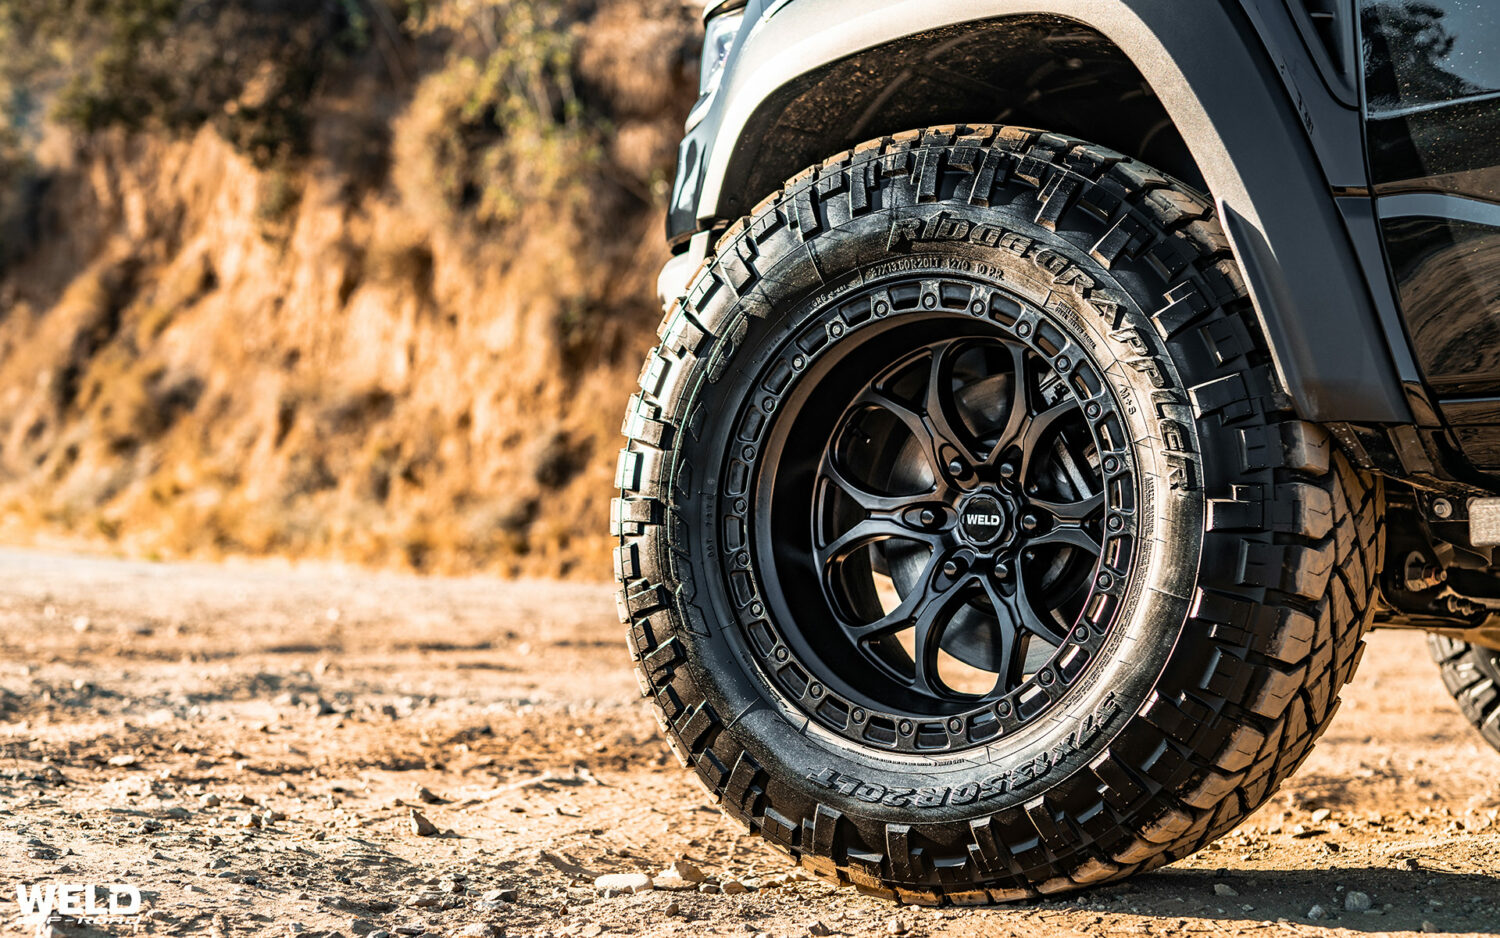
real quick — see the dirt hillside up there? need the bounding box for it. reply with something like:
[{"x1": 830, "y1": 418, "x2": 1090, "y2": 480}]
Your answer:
[{"x1": 0, "y1": 0, "x2": 700, "y2": 577}]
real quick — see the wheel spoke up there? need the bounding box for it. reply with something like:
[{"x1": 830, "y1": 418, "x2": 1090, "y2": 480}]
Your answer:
[
  {"x1": 1014, "y1": 398, "x2": 1080, "y2": 479},
  {"x1": 1030, "y1": 491, "x2": 1104, "y2": 523},
  {"x1": 1027, "y1": 524, "x2": 1103, "y2": 556},
  {"x1": 851, "y1": 385, "x2": 946, "y2": 475},
  {"x1": 976, "y1": 574, "x2": 1022, "y2": 685},
  {"x1": 817, "y1": 449, "x2": 935, "y2": 514},
  {"x1": 847, "y1": 551, "x2": 946, "y2": 640},
  {"x1": 816, "y1": 516, "x2": 923, "y2": 569},
  {"x1": 985, "y1": 342, "x2": 1033, "y2": 462},
  {"x1": 980, "y1": 341, "x2": 1082, "y2": 474},
  {"x1": 923, "y1": 339, "x2": 982, "y2": 464},
  {"x1": 908, "y1": 589, "x2": 961, "y2": 700},
  {"x1": 852, "y1": 340, "x2": 985, "y2": 477},
  {"x1": 989, "y1": 569, "x2": 1071, "y2": 646},
  {"x1": 1027, "y1": 489, "x2": 1103, "y2": 555}
]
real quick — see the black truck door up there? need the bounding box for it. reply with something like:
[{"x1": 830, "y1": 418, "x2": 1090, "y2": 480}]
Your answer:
[{"x1": 1362, "y1": 0, "x2": 1500, "y2": 464}]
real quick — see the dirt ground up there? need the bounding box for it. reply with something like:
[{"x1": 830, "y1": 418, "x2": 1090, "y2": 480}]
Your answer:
[{"x1": 1, "y1": 548, "x2": 1498, "y2": 938}]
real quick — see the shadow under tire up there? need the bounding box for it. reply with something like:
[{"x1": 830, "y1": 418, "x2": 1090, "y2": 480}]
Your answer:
[
  {"x1": 614, "y1": 125, "x2": 1384, "y2": 902},
  {"x1": 1428, "y1": 635, "x2": 1500, "y2": 752}
]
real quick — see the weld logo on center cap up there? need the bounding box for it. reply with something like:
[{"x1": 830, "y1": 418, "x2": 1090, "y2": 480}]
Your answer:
[{"x1": 960, "y1": 494, "x2": 1006, "y2": 545}]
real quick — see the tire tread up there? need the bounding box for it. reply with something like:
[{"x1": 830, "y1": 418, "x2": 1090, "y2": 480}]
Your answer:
[{"x1": 614, "y1": 125, "x2": 1383, "y2": 902}]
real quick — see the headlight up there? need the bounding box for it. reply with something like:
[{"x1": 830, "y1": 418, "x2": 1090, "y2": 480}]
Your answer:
[{"x1": 699, "y1": 10, "x2": 744, "y2": 97}]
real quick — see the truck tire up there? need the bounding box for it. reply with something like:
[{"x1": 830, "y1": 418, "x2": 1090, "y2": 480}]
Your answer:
[
  {"x1": 613, "y1": 125, "x2": 1384, "y2": 901},
  {"x1": 1428, "y1": 635, "x2": 1500, "y2": 752}
]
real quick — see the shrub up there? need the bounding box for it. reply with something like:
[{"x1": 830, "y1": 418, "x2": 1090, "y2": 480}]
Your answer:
[
  {"x1": 398, "y1": 0, "x2": 603, "y2": 227},
  {"x1": 0, "y1": 0, "x2": 381, "y2": 166}
]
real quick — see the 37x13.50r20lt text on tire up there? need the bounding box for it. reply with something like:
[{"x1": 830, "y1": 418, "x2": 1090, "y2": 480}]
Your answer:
[{"x1": 614, "y1": 126, "x2": 1383, "y2": 902}]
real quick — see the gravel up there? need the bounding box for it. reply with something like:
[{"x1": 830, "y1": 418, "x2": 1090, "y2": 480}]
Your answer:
[{"x1": 6, "y1": 551, "x2": 1498, "y2": 938}]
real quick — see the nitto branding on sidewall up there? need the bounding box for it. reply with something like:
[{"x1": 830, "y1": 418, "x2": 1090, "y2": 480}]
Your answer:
[{"x1": 14, "y1": 882, "x2": 142, "y2": 937}]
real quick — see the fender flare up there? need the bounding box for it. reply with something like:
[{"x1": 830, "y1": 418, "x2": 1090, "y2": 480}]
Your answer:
[{"x1": 680, "y1": 0, "x2": 1412, "y2": 424}]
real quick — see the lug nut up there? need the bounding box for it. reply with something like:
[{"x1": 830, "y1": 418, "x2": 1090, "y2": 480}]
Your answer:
[
  {"x1": 919, "y1": 508, "x2": 938, "y2": 527},
  {"x1": 999, "y1": 462, "x2": 1017, "y2": 480},
  {"x1": 947, "y1": 458, "x2": 966, "y2": 477},
  {"x1": 993, "y1": 560, "x2": 1011, "y2": 580},
  {"x1": 942, "y1": 559, "x2": 963, "y2": 577},
  {"x1": 1020, "y1": 513, "x2": 1039, "y2": 532}
]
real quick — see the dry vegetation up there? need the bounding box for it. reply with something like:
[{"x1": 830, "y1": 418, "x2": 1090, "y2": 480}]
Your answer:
[{"x1": 0, "y1": 0, "x2": 699, "y2": 576}]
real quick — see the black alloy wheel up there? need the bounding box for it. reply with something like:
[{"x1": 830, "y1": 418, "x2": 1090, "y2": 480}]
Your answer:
[{"x1": 754, "y1": 308, "x2": 1131, "y2": 753}]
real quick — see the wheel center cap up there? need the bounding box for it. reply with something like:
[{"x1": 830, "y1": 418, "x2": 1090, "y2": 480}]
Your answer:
[{"x1": 958, "y1": 492, "x2": 1008, "y2": 547}]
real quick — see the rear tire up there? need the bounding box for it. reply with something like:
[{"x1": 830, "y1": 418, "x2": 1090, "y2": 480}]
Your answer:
[
  {"x1": 614, "y1": 125, "x2": 1384, "y2": 901},
  {"x1": 1428, "y1": 634, "x2": 1500, "y2": 752}
]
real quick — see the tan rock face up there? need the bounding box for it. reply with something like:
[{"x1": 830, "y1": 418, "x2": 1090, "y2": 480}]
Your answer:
[{"x1": 0, "y1": 0, "x2": 700, "y2": 578}]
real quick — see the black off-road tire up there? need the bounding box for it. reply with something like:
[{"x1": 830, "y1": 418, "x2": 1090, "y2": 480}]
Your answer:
[
  {"x1": 1428, "y1": 635, "x2": 1500, "y2": 752},
  {"x1": 613, "y1": 125, "x2": 1384, "y2": 901}
]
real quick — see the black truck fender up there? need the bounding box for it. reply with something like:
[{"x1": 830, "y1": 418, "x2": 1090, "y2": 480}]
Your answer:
[{"x1": 669, "y1": 0, "x2": 1414, "y2": 425}]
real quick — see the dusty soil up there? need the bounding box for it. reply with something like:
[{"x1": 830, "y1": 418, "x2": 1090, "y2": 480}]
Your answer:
[{"x1": 2, "y1": 548, "x2": 1498, "y2": 938}]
